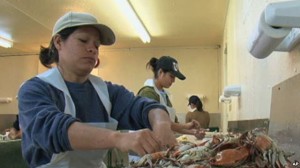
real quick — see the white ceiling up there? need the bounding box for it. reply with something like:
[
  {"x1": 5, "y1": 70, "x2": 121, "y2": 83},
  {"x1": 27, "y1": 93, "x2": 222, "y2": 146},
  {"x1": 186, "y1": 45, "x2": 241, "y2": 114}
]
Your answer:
[{"x1": 0, "y1": 0, "x2": 229, "y2": 56}]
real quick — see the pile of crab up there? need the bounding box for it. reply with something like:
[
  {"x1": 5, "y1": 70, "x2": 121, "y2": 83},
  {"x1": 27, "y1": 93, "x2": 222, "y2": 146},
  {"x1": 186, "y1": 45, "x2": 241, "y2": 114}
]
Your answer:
[{"x1": 130, "y1": 128, "x2": 295, "y2": 168}]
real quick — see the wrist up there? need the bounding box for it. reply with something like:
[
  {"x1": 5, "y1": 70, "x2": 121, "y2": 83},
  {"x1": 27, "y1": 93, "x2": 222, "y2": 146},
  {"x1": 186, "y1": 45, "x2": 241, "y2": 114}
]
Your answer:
[{"x1": 109, "y1": 131, "x2": 122, "y2": 148}]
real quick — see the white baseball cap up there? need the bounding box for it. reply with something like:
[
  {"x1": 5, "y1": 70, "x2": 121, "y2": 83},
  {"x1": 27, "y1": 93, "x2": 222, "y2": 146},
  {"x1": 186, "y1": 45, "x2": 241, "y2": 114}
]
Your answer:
[{"x1": 52, "y1": 12, "x2": 115, "y2": 45}]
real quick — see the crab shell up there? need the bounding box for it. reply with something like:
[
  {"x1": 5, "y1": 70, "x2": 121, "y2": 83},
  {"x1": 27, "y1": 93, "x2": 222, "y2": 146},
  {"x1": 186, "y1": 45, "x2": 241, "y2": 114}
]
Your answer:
[
  {"x1": 254, "y1": 134, "x2": 273, "y2": 152},
  {"x1": 210, "y1": 146, "x2": 250, "y2": 167}
]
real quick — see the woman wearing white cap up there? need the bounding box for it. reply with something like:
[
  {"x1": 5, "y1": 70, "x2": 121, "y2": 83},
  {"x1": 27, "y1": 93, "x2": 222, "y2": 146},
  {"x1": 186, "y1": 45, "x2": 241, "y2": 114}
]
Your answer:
[{"x1": 18, "y1": 12, "x2": 177, "y2": 168}]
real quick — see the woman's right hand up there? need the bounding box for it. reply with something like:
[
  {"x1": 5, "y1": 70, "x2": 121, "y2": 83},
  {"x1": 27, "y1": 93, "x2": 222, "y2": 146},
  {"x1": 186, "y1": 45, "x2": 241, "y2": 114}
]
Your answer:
[{"x1": 114, "y1": 129, "x2": 162, "y2": 156}]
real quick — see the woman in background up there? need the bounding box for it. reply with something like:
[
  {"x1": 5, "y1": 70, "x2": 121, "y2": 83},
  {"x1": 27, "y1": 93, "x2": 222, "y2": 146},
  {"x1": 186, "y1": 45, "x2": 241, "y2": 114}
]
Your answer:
[
  {"x1": 2, "y1": 115, "x2": 22, "y2": 140},
  {"x1": 8, "y1": 115, "x2": 22, "y2": 139},
  {"x1": 186, "y1": 95, "x2": 210, "y2": 129}
]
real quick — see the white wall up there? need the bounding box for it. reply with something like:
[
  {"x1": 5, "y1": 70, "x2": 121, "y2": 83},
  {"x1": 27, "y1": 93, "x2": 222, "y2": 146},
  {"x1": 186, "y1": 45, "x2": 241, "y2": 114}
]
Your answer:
[
  {"x1": 221, "y1": 0, "x2": 300, "y2": 124},
  {"x1": 0, "y1": 55, "x2": 38, "y2": 114}
]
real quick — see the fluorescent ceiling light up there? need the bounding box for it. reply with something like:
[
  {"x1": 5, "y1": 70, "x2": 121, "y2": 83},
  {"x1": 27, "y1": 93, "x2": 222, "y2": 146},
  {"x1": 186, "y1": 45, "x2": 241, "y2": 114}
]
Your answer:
[
  {"x1": 0, "y1": 37, "x2": 13, "y2": 48},
  {"x1": 116, "y1": 0, "x2": 151, "y2": 43}
]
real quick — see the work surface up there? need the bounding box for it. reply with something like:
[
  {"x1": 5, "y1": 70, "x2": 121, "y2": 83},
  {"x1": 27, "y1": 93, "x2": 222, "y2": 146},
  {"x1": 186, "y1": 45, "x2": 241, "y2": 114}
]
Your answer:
[{"x1": 0, "y1": 139, "x2": 28, "y2": 168}]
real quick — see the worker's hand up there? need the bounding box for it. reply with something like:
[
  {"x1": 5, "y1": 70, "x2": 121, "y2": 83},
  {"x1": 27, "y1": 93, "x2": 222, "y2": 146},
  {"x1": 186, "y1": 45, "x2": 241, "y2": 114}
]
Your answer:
[
  {"x1": 152, "y1": 122, "x2": 178, "y2": 149},
  {"x1": 194, "y1": 128, "x2": 206, "y2": 140},
  {"x1": 115, "y1": 129, "x2": 161, "y2": 156},
  {"x1": 147, "y1": 108, "x2": 178, "y2": 150},
  {"x1": 185, "y1": 119, "x2": 200, "y2": 130}
]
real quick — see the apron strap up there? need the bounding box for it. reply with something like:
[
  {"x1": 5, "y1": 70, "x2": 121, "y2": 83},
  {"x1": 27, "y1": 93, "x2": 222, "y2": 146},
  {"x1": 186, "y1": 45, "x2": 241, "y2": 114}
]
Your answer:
[
  {"x1": 149, "y1": 79, "x2": 176, "y2": 122},
  {"x1": 37, "y1": 67, "x2": 112, "y2": 116},
  {"x1": 89, "y1": 75, "x2": 112, "y2": 115},
  {"x1": 37, "y1": 68, "x2": 75, "y2": 116}
]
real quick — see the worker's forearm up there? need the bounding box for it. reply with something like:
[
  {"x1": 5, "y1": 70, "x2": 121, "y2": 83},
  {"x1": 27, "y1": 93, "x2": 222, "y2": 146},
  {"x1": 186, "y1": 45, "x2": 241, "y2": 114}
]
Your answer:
[
  {"x1": 148, "y1": 108, "x2": 172, "y2": 131},
  {"x1": 68, "y1": 122, "x2": 120, "y2": 150},
  {"x1": 148, "y1": 108, "x2": 178, "y2": 146},
  {"x1": 171, "y1": 123, "x2": 196, "y2": 135}
]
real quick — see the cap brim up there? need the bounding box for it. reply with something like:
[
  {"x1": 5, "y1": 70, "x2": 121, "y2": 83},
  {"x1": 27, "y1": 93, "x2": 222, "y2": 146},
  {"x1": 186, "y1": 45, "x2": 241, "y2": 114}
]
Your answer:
[
  {"x1": 93, "y1": 24, "x2": 116, "y2": 45},
  {"x1": 171, "y1": 71, "x2": 186, "y2": 80},
  {"x1": 55, "y1": 23, "x2": 116, "y2": 45}
]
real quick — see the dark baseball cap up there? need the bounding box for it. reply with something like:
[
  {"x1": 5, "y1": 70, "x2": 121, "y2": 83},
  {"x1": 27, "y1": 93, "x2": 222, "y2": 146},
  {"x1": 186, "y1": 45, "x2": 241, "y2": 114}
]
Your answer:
[{"x1": 157, "y1": 56, "x2": 186, "y2": 80}]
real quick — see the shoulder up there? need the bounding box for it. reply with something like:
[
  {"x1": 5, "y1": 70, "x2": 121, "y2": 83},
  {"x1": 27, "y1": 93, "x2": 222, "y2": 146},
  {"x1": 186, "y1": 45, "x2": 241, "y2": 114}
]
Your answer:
[
  {"x1": 202, "y1": 111, "x2": 210, "y2": 117},
  {"x1": 105, "y1": 81, "x2": 134, "y2": 97},
  {"x1": 105, "y1": 81, "x2": 129, "y2": 91},
  {"x1": 203, "y1": 111, "x2": 210, "y2": 114},
  {"x1": 105, "y1": 81, "x2": 123, "y2": 89},
  {"x1": 19, "y1": 77, "x2": 63, "y2": 98},
  {"x1": 138, "y1": 86, "x2": 155, "y2": 92},
  {"x1": 186, "y1": 111, "x2": 193, "y2": 116},
  {"x1": 20, "y1": 77, "x2": 52, "y2": 94},
  {"x1": 137, "y1": 86, "x2": 159, "y2": 101},
  {"x1": 137, "y1": 86, "x2": 156, "y2": 95}
]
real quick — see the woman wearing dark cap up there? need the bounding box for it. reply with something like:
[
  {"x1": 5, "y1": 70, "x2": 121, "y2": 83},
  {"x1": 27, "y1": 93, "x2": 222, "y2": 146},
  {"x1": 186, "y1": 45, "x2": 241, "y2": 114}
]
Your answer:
[
  {"x1": 138, "y1": 56, "x2": 200, "y2": 135},
  {"x1": 186, "y1": 95, "x2": 210, "y2": 129}
]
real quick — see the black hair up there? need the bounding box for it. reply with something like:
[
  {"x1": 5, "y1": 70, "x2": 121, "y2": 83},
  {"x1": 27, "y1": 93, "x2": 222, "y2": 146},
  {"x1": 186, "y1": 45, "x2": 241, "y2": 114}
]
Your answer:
[
  {"x1": 12, "y1": 115, "x2": 20, "y2": 131},
  {"x1": 39, "y1": 27, "x2": 79, "y2": 68},
  {"x1": 189, "y1": 95, "x2": 203, "y2": 111},
  {"x1": 146, "y1": 57, "x2": 169, "y2": 78}
]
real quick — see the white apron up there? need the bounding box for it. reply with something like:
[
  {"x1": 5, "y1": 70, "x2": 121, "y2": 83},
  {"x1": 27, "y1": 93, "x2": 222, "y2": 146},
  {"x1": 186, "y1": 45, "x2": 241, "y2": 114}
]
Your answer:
[
  {"x1": 144, "y1": 79, "x2": 176, "y2": 122},
  {"x1": 37, "y1": 67, "x2": 117, "y2": 168}
]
